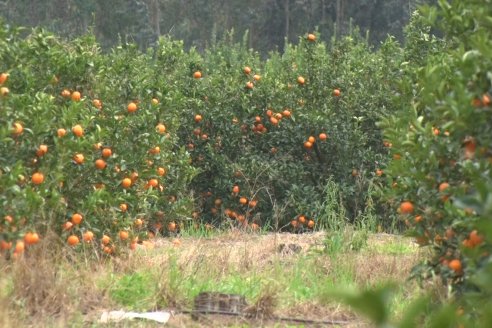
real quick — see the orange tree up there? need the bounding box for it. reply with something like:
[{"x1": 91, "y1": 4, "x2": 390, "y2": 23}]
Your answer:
[
  {"x1": 173, "y1": 31, "x2": 402, "y2": 231},
  {"x1": 0, "y1": 25, "x2": 196, "y2": 256},
  {"x1": 381, "y1": 0, "x2": 492, "y2": 321}
]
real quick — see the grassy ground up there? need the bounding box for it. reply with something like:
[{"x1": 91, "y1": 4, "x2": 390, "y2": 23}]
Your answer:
[{"x1": 0, "y1": 228, "x2": 424, "y2": 327}]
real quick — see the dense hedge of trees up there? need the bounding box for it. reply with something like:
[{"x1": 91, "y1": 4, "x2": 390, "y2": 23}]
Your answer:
[{"x1": 0, "y1": 0, "x2": 432, "y2": 53}]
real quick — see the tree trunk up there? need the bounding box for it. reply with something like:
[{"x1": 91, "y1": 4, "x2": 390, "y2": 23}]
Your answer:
[
  {"x1": 284, "y1": 0, "x2": 290, "y2": 42},
  {"x1": 153, "y1": 0, "x2": 161, "y2": 36}
]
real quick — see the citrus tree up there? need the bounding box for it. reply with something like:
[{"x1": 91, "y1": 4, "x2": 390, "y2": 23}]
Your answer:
[
  {"x1": 381, "y1": 0, "x2": 492, "y2": 321},
  {"x1": 0, "y1": 25, "x2": 196, "y2": 256}
]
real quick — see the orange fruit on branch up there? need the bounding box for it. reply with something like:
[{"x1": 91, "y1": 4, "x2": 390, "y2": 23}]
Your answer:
[
  {"x1": 72, "y1": 124, "x2": 84, "y2": 137},
  {"x1": 127, "y1": 102, "x2": 138, "y2": 113},
  {"x1": 12, "y1": 122, "x2": 23, "y2": 136},
  {"x1": 71, "y1": 91, "x2": 81, "y2": 101},
  {"x1": 67, "y1": 235, "x2": 80, "y2": 246},
  {"x1": 400, "y1": 201, "x2": 414, "y2": 214},
  {"x1": 71, "y1": 213, "x2": 83, "y2": 225},
  {"x1": 121, "y1": 178, "x2": 132, "y2": 189},
  {"x1": 24, "y1": 232, "x2": 40, "y2": 245},
  {"x1": 101, "y1": 148, "x2": 112, "y2": 158},
  {"x1": 95, "y1": 159, "x2": 106, "y2": 170},
  {"x1": 31, "y1": 172, "x2": 44, "y2": 185}
]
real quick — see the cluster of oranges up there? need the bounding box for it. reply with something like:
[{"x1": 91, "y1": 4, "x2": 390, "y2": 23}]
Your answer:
[{"x1": 291, "y1": 215, "x2": 315, "y2": 230}]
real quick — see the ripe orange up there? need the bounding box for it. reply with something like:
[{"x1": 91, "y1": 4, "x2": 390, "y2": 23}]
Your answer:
[
  {"x1": 193, "y1": 71, "x2": 202, "y2": 79},
  {"x1": 304, "y1": 141, "x2": 313, "y2": 149},
  {"x1": 194, "y1": 114, "x2": 203, "y2": 123},
  {"x1": 95, "y1": 159, "x2": 106, "y2": 170},
  {"x1": 63, "y1": 221, "x2": 73, "y2": 231},
  {"x1": 239, "y1": 197, "x2": 248, "y2": 205},
  {"x1": 12, "y1": 122, "x2": 23, "y2": 136},
  {"x1": 168, "y1": 221, "x2": 177, "y2": 232},
  {"x1": 134, "y1": 218, "x2": 143, "y2": 227},
  {"x1": 57, "y1": 128, "x2": 67, "y2": 137},
  {"x1": 119, "y1": 203, "x2": 128, "y2": 212},
  {"x1": 36, "y1": 144, "x2": 48, "y2": 157},
  {"x1": 291, "y1": 220, "x2": 299, "y2": 228},
  {"x1": 67, "y1": 235, "x2": 79, "y2": 246},
  {"x1": 270, "y1": 116, "x2": 279, "y2": 125},
  {"x1": 73, "y1": 153, "x2": 84, "y2": 164},
  {"x1": 31, "y1": 172, "x2": 45, "y2": 185},
  {"x1": 448, "y1": 259, "x2": 462, "y2": 274},
  {"x1": 439, "y1": 182, "x2": 450, "y2": 192},
  {"x1": 332, "y1": 89, "x2": 341, "y2": 97},
  {"x1": 102, "y1": 245, "x2": 114, "y2": 254},
  {"x1": 24, "y1": 232, "x2": 40, "y2": 245},
  {"x1": 130, "y1": 171, "x2": 139, "y2": 182},
  {"x1": 119, "y1": 230, "x2": 129, "y2": 241},
  {"x1": 0, "y1": 72, "x2": 8, "y2": 84},
  {"x1": 307, "y1": 220, "x2": 315, "y2": 229},
  {"x1": 297, "y1": 76, "x2": 305, "y2": 85},
  {"x1": 72, "y1": 124, "x2": 84, "y2": 137},
  {"x1": 243, "y1": 66, "x2": 252, "y2": 75},
  {"x1": 0, "y1": 87, "x2": 9, "y2": 97},
  {"x1": 147, "y1": 178, "x2": 159, "y2": 188},
  {"x1": 482, "y1": 93, "x2": 491, "y2": 106},
  {"x1": 282, "y1": 109, "x2": 291, "y2": 118},
  {"x1": 251, "y1": 223, "x2": 260, "y2": 231},
  {"x1": 308, "y1": 136, "x2": 316, "y2": 144},
  {"x1": 101, "y1": 235, "x2": 111, "y2": 245},
  {"x1": 232, "y1": 185, "x2": 240, "y2": 194},
  {"x1": 319, "y1": 133, "x2": 328, "y2": 141},
  {"x1": 83, "y1": 231, "x2": 94, "y2": 242},
  {"x1": 253, "y1": 74, "x2": 261, "y2": 81},
  {"x1": 15, "y1": 240, "x2": 25, "y2": 253},
  {"x1": 433, "y1": 128, "x2": 440, "y2": 136},
  {"x1": 92, "y1": 99, "x2": 102, "y2": 109},
  {"x1": 71, "y1": 91, "x2": 81, "y2": 102},
  {"x1": 157, "y1": 167, "x2": 166, "y2": 176},
  {"x1": 307, "y1": 33, "x2": 316, "y2": 41},
  {"x1": 245, "y1": 81, "x2": 254, "y2": 89},
  {"x1": 101, "y1": 147, "x2": 112, "y2": 158},
  {"x1": 266, "y1": 109, "x2": 273, "y2": 117},
  {"x1": 298, "y1": 215, "x2": 306, "y2": 224},
  {"x1": 71, "y1": 213, "x2": 83, "y2": 225},
  {"x1": 400, "y1": 201, "x2": 414, "y2": 214},
  {"x1": 149, "y1": 146, "x2": 160, "y2": 154},
  {"x1": 376, "y1": 169, "x2": 383, "y2": 176},
  {"x1": 248, "y1": 199, "x2": 258, "y2": 208},
  {"x1": 61, "y1": 89, "x2": 71, "y2": 98},
  {"x1": 156, "y1": 123, "x2": 166, "y2": 134},
  {"x1": 0, "y1": 240, "x2": 12, "y2": 250},
  {"x1": 414, "y1": 215, "x2": 423, "y2": 223},
  {"x1": 122, "y1": 178, "x2": 132, "y2": 188},
  {"x1": 127, "y1": 102, "x2": 138, "y2": 113},
  {"x1": 469, "y1": 230, "x2": 483, "y2": 246}
]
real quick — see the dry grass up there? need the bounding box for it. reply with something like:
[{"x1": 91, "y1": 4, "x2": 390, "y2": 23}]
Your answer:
[{"x1": 0, "y1": 229, "x2": 425, "y2": 327}]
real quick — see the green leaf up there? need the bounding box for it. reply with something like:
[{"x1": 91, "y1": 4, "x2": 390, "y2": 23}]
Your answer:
[{"x1": 327, "y1": 284, "x2": 396, "y2": 326}]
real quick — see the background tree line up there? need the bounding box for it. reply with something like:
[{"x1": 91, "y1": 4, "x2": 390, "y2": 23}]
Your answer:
[{"x1": 0, "y1": 0, "x2": 434, "y2": 53}]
